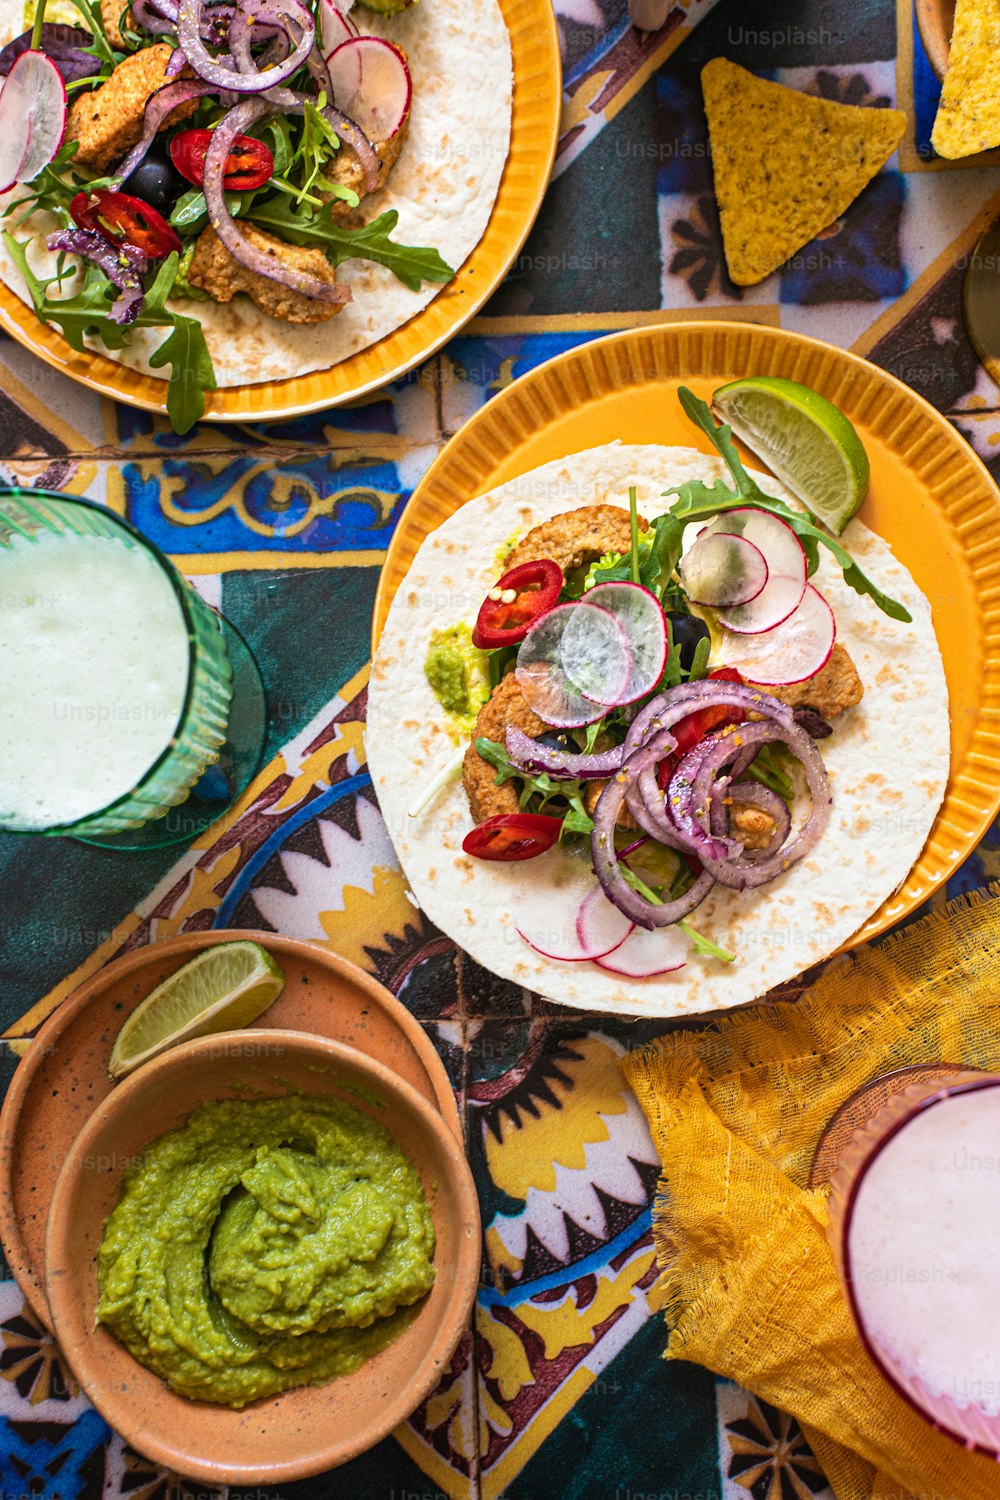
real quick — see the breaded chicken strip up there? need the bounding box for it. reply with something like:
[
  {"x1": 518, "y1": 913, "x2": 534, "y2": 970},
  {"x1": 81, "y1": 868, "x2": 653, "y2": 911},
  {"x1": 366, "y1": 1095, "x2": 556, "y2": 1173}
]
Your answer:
[
  {"x1": 66, "y1": 45, "x2": 198, "y2": 173},
  {"x1": 463, "y1": 674, "x2": 547, "y2": 822},
  {"x1": 505, "y1": 504, "x2": 648, "y2": 577},
  {"x1": 186, "y1": 224, "x2": 348, "y2": 324},
  {"x1": 753, "y1": 644, "x2": 863, "y2": 720},
  {"x1": 325, "y1": 116, "x2": 410, "y2": 220}
]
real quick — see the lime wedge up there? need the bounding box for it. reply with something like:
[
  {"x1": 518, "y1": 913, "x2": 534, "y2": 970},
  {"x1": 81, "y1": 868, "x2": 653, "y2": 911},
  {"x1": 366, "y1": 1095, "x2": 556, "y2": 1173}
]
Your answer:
[
  {"x1": 713, "y1": 375, "x2": 870, "y2": 535},
  {"x1": 107, "y1": 941, "x2": 285, "y2": 1080}
]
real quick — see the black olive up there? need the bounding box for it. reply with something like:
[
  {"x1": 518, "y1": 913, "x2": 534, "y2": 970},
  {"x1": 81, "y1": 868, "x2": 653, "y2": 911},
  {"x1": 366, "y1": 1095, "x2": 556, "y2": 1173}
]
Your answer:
[
  {"x1": 122, "y1": 151, "x2": 185, "y2": 215},
  {"x1": 536, "y1": 731, "x2": 582, "y2": 753},
  {"x1": 666, "y1": 611, "x2": 711, "y2": 673}
]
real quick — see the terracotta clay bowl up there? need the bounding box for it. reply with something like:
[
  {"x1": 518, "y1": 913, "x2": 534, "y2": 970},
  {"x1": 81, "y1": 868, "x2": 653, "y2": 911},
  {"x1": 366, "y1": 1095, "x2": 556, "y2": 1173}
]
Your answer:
[
  {"x1": 0, "y1": 930, "x2": 461, "y2": 1332},
  {"x1": 44, "y1": 1029, "x2": 480, "y2": 1486},
  {"x1": 916, "y1": 0, "x2": 954, "y2": 79}
]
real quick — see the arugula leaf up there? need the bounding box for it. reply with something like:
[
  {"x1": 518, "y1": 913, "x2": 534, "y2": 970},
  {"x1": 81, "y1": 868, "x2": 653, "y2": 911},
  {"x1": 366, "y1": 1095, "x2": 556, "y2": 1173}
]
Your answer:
[
  {"x1": 61, "y1": 0, "x2": 121, "y2": 67},
  {"x1": 687, "y1": 633, "x2": 711, "y2": 681},
  {"x1": 246, "y1": 199, "x2": 455, "y2": 291},
  {"x1": 148, "y1": 314, "x2": 216, "y2": 433},
  {"x1": 475, "y1": 737, "x2": 593, "y2": 839},
  {"x1": 667, "y1": 388, "x2": 911, "y2": 623},
  {"x1": 5, "y1": 237, "x2": 216, "y2": 435},
  {"x1": 582, "y1": 717, "x2": 607, "y2": 754},
  {"x1": 487, "y1": 643, "x2": 518, "y2": 691},
  {"x1": 678, "y1": 921, "x2": 736, "y2": 963}
]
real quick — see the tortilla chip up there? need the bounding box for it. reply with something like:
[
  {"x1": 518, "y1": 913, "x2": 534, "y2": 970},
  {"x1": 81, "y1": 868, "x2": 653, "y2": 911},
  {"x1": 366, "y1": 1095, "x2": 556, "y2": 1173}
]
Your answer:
[
  {"x1": 701, "y1": 58, "x2": 906, "y2": 287},
  {"x1": 931, "y1": 0, "x2": 1000, "y2": 159}
]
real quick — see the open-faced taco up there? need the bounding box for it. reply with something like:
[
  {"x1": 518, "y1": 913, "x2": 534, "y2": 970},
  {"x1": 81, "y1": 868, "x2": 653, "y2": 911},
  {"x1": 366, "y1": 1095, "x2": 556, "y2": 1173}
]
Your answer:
[
  {"x1": 368, "y1": 396, "x2": 950, "y2": 1018},
  {"x1": 0, "y1": 0, "x2": 512, "y2": 426}
]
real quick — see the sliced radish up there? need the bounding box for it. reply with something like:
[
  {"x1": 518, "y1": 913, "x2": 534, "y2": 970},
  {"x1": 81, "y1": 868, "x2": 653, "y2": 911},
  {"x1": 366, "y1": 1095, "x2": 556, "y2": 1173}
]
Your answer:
[
  {"x1": 0, "y1": 50, "x2": 67, "y2": 193},
  {"x1": 582, "y1": 582, "x2": 669, "y2": 706},
  {"x1": 717, "y1": 583, "x2": 836, "y2": 685},
  {"x1": 517, "y1": 603, "x2": 627, "y2": 727},
  {"x1": 576, "y1": 884, "x2": 636, "y2": 959},
  {"x1": 515, "y1": 856, "x2": 633, "y2": 961},
  {"x1": 701, "y1": 508, "x2": 807, "y2": 635},
  {"x1": 320, "y1": 0, "x2": 359, "y2": 54},
  {"x1": 559, "y1": 601, "x2": 631, "y2": 705},
  {"x1": 595, "y1": 924, "x2": 689, "y2": 978},
  {"x1": 678, "y1": 531, "x2": 768, "y2": 609},
  {"x1": 326, "y1": 36, "x2": 412, "y2": 144}
]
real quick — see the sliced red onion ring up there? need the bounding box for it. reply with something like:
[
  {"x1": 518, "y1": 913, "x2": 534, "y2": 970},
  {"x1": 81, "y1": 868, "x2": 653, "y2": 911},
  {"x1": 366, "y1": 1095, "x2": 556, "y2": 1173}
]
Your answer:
[
  {"x1": 202, "y1": 98, "x2": 351, "y2": 305},
  {"x1": 591, "y1": 728, "x2": 716, "y2": 929},
  {"x1": 504, "y1": 726, "x2": 624, "y2": 781},
  {"x1": 47, "y1": 228, "x2": 147, "y2": 324},
  {"x1": 111, "y1": 77, "x2": 216, "y2": 185},
  {"x1": 177, "y1": 0, "x2": 312, "y2": 90},
  {"x1": 710, "y1": 779, "x2": 790, "y2": 863},
  {"x1": 665, "y1": 739, "x2": 742, "y2": 862},
  {"x1": 165, "y1": 44, "x2": 188, "y2": 74},
  {"x1": 129, "y1": 0, "x2": 178, "y2": 32},
  {"x1": 693, "y1": 721, "x2": 831, "y2": 889},
  {"x1": 622, "y1": 681, "x2": 793, "y2": 845}
]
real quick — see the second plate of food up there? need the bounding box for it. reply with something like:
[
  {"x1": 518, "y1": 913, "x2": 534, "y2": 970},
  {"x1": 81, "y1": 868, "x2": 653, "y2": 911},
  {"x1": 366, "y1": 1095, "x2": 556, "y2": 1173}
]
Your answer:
[
  {"x1": 0, "y1": 0, "x2": 560, "y2": 424},
  {"x1": 368, "y1": 321, "x2": 1000, "y2": 1018}
]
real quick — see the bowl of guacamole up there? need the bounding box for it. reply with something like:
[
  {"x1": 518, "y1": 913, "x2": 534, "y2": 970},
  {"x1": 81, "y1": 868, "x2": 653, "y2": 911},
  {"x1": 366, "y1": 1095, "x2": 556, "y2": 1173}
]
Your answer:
[{"x1": 43, "y1": 1029, "x2": 480, "y2": 1486}]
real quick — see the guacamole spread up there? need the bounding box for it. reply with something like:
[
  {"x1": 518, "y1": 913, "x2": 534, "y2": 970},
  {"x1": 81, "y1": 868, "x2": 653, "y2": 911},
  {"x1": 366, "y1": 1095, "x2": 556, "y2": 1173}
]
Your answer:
[
  {"x1": 424, "y1": 622, "x2": 489, "y2": 731},
  {"x1": 96, "y1": 1094, "x2": 436, "y2": 1407}
]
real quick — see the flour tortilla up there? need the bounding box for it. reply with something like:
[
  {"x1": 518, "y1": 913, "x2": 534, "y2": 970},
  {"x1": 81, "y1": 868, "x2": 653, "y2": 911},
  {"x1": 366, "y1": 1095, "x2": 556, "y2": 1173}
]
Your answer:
[
  {"x1": 0, "y1": 0, "x2": 512, "y2": 387},
  {"x1": 368, "y1": 444, "x2": 950, "y2": 1019}
]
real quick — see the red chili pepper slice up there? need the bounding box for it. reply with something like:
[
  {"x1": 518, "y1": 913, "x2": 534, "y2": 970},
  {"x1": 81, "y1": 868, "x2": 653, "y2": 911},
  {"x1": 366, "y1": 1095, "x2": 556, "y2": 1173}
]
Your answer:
[
  {"x1": 169, "y1": 128, "x2": 274, "y2": 191},
  {"x1": 69, "y1": 190, "x2": 181, "y2": 259},
  {"x1": 462, "y1": 812, "x2": 563, "y2": 862},
  {"x1": 472, "y1": 559, "x2": 563, "y2": 650},
  {"x1": 658, "y1": 667, "x2": 746, "y2": 787}
]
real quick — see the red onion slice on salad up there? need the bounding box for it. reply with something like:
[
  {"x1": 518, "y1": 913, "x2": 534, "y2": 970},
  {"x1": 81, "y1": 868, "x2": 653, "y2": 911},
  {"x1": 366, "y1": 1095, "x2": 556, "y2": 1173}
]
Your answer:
[
  {"x1": 504, "y1": 725, "x2": 624, "y2": 781},
  {"x1": 111, "y1": 77, "x2": 217, "y2": 185},
  {"x1": 47, "y1": 228, "x2": 148, "y2": 324},
  {"x1": 201, "y1": 98, "x2": 351, "y2": 305},
  {"x1": 691, "y1": 720, "x2": 832, "y2": 889},
  {"x1": 590, "y1": 727, "x2": 717, "y2": 929},
  {"x1": 177, "y1": 0, "x2": 313, "y2": 90},
  {"x1": 709, "y1": 779, "x2": 791, "y2": 863}
]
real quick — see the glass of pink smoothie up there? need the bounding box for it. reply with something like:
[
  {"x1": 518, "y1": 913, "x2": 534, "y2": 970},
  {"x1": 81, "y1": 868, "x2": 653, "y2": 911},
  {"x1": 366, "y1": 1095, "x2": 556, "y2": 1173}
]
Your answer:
[{"x1": 828, "y1": 1071, "x2": 1000, "y2": 1455}]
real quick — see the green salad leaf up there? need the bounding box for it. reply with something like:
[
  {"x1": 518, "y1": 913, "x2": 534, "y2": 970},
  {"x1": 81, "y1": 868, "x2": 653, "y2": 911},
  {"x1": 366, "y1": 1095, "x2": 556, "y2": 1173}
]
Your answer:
[
  {"x1": 246, "y1": 199, "x2": 456, "y2": 292},
  {"x1": 666, "y1": 387, "x2": 912, "y2": 623},
  {"x1": 475, "y1": 737, "x2": 594, "y2": 839},
  {"x1": 4, "y1": 237, "x2": 216, "y2": 433}
]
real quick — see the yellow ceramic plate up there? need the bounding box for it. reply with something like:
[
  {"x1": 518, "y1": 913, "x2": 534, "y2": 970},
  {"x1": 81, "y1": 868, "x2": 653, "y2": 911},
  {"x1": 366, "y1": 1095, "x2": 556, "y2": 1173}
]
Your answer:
[
  {"x1": 372, "y1": 320, "x2": 1000, "y2": 947},
  {"x1": 0, "y1": 0, "x2": 560, "y2": 422}
]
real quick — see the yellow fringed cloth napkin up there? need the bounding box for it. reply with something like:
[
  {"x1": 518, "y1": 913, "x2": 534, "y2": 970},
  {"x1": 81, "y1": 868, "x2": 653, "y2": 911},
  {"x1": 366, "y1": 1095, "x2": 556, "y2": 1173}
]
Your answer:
[{"x1": 622, "y1": 887, "x2": 1000, "y2": 1500}]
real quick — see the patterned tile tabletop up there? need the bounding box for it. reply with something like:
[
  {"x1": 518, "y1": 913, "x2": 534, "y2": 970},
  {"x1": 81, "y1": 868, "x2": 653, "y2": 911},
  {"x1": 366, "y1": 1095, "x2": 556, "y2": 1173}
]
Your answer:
[{"x1": 1, "y1": 0, "x2": 999, "y2": 1497}]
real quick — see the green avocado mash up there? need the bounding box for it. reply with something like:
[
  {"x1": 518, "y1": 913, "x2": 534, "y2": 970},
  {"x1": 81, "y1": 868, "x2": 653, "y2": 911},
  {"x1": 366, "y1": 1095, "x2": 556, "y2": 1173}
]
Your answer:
[
  {"x1": 424, "y1": 623, "x2": 489, "y2": 733},
  {"x1": 96, "y1": 1094, "x2": 436, "y2": 1408}
]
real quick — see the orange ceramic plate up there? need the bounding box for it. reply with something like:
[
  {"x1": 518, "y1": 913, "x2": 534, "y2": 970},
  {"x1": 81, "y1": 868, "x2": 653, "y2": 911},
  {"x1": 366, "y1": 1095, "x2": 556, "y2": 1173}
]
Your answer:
[
  {"x1": 372, "y1": 320, "x2": 1000, "y2": 948},
  {"x1": 0, "y1": 930, "x2": 461, "y2": 1331},
  {"x1": 0, "y1": 0, "x2": 560, "y2": 422}
]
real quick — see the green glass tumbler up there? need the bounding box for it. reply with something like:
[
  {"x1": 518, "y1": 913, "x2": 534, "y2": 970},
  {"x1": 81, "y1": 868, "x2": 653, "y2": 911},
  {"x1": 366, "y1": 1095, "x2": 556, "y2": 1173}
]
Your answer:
[{"x1": 0, "y1": 489, "x2": 266, "y2": 847}]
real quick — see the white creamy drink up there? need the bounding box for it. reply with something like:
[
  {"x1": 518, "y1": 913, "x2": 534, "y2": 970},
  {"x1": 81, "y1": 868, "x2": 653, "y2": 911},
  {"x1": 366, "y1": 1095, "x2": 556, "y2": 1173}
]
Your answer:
[
  {"x1": 0, "y1": 529, "x2": 191, "y2": 827},
  {"x1": 848, "y1": 1086, "x2": 1000, "y2": 1415}
]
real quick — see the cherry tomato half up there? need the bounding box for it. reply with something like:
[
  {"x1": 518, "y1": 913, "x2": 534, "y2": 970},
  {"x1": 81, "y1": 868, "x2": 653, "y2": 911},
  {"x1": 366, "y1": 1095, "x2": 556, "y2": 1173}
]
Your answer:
[
  {"x1": 658, "y1": 667, "x2": 746, "y2": 787},
  {"x1": 69, "y1": 190, "x2": 181, "y2": 259},
  {"x1": 462, "y1": 812, "x2": 562, "y2": 862},
  {"x1": 169, "y1": 128, "x2": 274, "y2": 191},
  {"x1": 472, "y1": 559, "x2": 563, "y2": 650}
]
